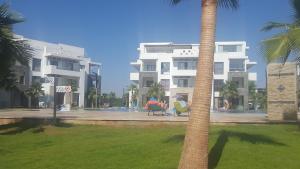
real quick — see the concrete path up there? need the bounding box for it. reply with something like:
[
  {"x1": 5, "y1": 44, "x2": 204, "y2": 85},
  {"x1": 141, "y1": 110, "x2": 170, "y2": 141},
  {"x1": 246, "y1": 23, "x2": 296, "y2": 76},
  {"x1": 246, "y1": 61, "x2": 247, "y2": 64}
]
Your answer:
[{"x1": 0, "y1": 108, "x2": 267, "y2": 123}]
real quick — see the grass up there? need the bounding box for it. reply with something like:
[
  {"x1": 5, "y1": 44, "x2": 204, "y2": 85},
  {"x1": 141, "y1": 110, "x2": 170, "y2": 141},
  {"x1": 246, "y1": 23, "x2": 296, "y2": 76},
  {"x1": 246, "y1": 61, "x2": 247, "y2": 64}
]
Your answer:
[{"x1": 0, "y1": 121, "x2": 300, "y2": 169}]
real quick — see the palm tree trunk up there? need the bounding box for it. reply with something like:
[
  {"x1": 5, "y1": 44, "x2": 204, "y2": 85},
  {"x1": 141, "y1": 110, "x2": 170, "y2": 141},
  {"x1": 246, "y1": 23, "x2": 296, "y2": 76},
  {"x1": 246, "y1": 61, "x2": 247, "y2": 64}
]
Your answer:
[{"x1": 178, "y1": 0, "x2": 217, "y2": 169}]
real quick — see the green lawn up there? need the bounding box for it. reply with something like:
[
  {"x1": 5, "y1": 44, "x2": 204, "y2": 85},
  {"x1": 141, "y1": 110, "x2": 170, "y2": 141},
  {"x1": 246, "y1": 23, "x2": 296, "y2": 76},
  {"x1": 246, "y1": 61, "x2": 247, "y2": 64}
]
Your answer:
[{"x1": 0, "y1": 121, "x2": 300, "y2": 169}]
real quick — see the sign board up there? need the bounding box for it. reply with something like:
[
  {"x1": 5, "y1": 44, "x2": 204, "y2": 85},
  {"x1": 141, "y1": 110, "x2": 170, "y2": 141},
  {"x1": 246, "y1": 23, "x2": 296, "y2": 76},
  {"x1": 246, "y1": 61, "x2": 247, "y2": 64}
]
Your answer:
[
  {"x1": 44, "y1": 77, "x2": 55, "y2": 86},
  {"x1": 56, "y1": 86, "x2": 72, "y2": 93}
]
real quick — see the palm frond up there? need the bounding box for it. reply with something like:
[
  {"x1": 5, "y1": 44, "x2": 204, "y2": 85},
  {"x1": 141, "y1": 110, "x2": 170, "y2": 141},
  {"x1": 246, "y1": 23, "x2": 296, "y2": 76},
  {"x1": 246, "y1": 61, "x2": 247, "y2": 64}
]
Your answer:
[
  {"x1": 261, "y1": 33, "x2": 294, "y2": 63},
  {"x1": 261, "y1": 22, "x2": 291, "y2": 32},
  {"x1": 291, "y1": 0, "x2": 300, "y2": 21},
  {"x1": 0, "y1": 3, "x2": 24, "y2": 26},
  {"x1": 169, "y1": 0, "x2": 183, "y2": 6},
  {"x1": 217, "y1": 0, "x2": 239, "y2": 10}
]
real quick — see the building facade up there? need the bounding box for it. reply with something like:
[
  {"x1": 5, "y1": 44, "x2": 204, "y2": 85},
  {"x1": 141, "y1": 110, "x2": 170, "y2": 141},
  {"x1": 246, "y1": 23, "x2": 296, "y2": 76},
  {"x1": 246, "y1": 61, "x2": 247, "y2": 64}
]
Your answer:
[
  {"x1": 0, "y1": 35, "x2": 101, "y2": 108},
  {"x1": 129, "y1": 41, "x2": 257, "y2": 111}
]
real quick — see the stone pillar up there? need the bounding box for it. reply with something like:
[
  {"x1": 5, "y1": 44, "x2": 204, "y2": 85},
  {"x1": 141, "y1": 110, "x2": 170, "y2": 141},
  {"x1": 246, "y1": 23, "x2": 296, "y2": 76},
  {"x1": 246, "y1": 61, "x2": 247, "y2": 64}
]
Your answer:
[{"x1": 267, "y1": 63, "x2": 298, "y2": 121}]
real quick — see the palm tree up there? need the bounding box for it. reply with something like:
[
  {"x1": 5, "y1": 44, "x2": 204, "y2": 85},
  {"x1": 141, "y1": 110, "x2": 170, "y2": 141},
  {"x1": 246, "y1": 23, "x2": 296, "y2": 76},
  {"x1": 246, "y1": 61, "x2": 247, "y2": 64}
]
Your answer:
[
  {"x1": 108, "y1": 92, "x2": 116, "y2": 107},
  {"x1": 87, "y1": 87, "x2": 99, "y2": 108},
  {"x1": 220, "y1": 81, "x2": 239, "y2": 110},
  {"x1": 170, "y1": 0, "x2": 239, "y2": 168},
  {"x1": 0, "y1": 3, "x2": 32, "y2": 89},
  {"x1": 261, "y1": 0, "x2": 300, "y2": 63},
  {"x1": 24, "y1": 83, "x2": 44, "y2": 108},
  {"x1": 146, "y1": 82, "x2": 165, "y2": 101}
]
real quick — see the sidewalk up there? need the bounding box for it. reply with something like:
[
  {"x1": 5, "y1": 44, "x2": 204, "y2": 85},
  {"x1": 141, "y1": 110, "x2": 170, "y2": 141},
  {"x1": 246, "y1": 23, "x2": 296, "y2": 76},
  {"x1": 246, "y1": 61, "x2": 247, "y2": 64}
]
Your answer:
[{"x1": 0, "y1": 108, "x2": 267, "y2": 123}]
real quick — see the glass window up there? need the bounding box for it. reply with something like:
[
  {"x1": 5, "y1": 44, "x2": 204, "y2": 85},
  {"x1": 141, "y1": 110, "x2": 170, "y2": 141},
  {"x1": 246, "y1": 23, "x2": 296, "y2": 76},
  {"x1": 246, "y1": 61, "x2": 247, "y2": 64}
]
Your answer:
[
  {"x1": 218, "y1": 45, "x2": 242, "y2": 52},
  {"x1": 49, "y1": 58, "x2": 58, "y2": 66},
  {"x1": 32, "y1": 76, "x2": 41, "y2": 85},
  {"x1": 214, "y1": 79, "x2": 224, "y2": 91},
  {"x1": 160, "y1": 79, "x2": 170, "y2": 90},
  {"x1": 229, "y1": 59, "x2": 245, "y2": 71},
  {"x1": 214, "y1": 62, "x2": 224, "y2": 74},
  {"x1": 232, "y1": 77, "x2": 244, "y2": 88},
  {"x1": 143, "y1": 64, "x2": 156, "y2": 71},
  {"x1": 161, "y1": 62, "x2": 170, "y2": 74},
  {"x1": 178, "y1": 62, "x2": 188, "y2": 70},
  {"x1": 178, "y1": 79, "x2": 188, "y2": 87},
  {"x1": 32, "y1": 58, "x2": 41, "y2": 71}
]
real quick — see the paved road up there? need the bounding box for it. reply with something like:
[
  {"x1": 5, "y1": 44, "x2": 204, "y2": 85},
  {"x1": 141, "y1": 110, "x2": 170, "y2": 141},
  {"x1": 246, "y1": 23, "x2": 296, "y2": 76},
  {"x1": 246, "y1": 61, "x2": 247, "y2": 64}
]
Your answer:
[{"x1": 0, "y1": 108, "x2": 267, "y2": 123}]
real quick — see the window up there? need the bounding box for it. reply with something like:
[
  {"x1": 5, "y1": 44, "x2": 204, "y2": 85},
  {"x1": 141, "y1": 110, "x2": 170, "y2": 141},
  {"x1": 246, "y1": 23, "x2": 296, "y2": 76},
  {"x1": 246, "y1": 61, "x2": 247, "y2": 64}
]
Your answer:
[
  {"x1": 175, "y1": 59, "x2": 197, "y2": 70},
  {"x1": 32, "y1": 76, "x2": 41, "y2": 84},
  {"x1": 214, "y1": 79, "x2": 224, "y2": 91},
  {"x1": 161, "y1": 62, "x2": 170, "y2": 74},
  {"x1": 143, "y1": 64, "x2": 156, "y2": 71},
  {"x1": 32, "y1": 58, "x2": 41, "y2": 71},
  {"x1": 178, "y1": 79, "x2": 188, "y2": 87},
  {"x1": 143, "y1": 77, "x2": 154, "y2": 87},
  {"x1": 218, "y1": 45, "x2": 242, "y2": 52},
  {"x1": 229, "y1": 59, "x2": 245, "y2": 71},
  {"x1": 232, "y1": 77, "x2": 244, "y2": 88},
  {"x1": 214, "y1": 62, "x2": 224, "y2": 74},
  {"x1": 160, "y1": 79, "x2": 170, "y2": 90},
  {"x1": 178, "y1": 62, "x2": 188, "y2": 70},
  {"x1": 49, "y1": 58, "x2": 58, "y2": 66}
]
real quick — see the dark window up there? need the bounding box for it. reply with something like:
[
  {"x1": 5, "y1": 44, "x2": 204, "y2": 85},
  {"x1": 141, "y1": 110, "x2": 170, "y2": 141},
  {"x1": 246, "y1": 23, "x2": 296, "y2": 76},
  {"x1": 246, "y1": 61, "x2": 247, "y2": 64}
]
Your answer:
[
  {"x1": 232, "y1": 77, "x2": 244, "y2": 88},
  {"x1": 178, "y1": 62, "x2": 188, "y2": 70},
  {"x1": 143, "y1": 64, "x2": 156, "y2": 71},
  {"x1": 178, "y1": 79, "x2": 188, "y2": 87},
  {"x1": 214, "y1": 62, "x2": 224, "y2": 74},
  {"x1": 218, "y1": 45, "x2": 242, "y2": 52},
  {"x1": 32, "y1": 58, "x2": 41, "y2": 71},
  {"x1": 229, "y1": 59, "x2": 245, "y2": 71},
  {"x1": 161, "y1": 62, "x2": 170, "y2": 74},
  {"x1": 32, "y1": 76, "x2": 41, "y2": 85},
  {"x1": 214, "y1": 79, "x2": 224, "y2": 91}
]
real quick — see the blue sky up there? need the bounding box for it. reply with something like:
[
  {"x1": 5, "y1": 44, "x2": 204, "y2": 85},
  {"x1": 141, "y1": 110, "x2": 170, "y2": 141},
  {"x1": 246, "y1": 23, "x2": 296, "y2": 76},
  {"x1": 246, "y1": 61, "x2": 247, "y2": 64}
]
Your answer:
[{"x1": 7, "y1": 0, "x2": 293, "y2": 96}]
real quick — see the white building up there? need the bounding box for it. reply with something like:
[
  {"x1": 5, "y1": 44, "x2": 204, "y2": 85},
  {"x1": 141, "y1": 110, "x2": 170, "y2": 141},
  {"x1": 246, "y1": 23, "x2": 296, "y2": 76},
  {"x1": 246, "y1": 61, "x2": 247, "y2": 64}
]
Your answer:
[
  {"x1": 17, "y1": 35, "x2": 101, "y2": 108},
  {"x1": 129, "y1": 41, "x2": 257, "y2": 111}
]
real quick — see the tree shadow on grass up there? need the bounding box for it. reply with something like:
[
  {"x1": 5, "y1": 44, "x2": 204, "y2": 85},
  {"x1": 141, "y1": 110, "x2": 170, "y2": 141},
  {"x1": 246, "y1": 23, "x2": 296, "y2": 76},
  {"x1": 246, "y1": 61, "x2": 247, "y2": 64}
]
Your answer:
[
  {"x1": 0, "y1": 118, "x2": 72, "y2": 135},
  {"x1": 163, "y1": 134, "x2": 185, "y2": 143},
  {"x1": 208, "y1": 130, "x2": 285, "y2": 169},
  {"x1": 164, "y1": 130, "x2": 285, "y2": 169}
]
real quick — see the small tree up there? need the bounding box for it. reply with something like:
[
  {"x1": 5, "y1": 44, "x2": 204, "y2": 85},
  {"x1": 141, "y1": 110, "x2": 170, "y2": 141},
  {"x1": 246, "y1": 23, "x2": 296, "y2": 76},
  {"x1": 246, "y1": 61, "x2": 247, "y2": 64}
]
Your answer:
[
  {"x1": 24, "y1": 83, "x2": 44, "y2": 108},
  {"x1": 248, "y1": 81, "x2": 256, "y2": 109},
  {"x1": 220, "y1": 81, "x2": 239, "y2": 110},
  {"x1": 87, "y1": 87, "x2": 99, "y2": 108},
  {"x1": 146, "y1": 82, "x2": 165, "y2": 101}
]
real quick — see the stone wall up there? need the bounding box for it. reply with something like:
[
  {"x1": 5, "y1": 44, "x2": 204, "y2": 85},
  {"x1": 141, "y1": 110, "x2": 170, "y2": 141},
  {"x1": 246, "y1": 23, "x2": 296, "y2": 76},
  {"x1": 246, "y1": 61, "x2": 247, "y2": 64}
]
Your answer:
[{"x1": 267, "y1": 63, "x2": 298, "y2": 121}]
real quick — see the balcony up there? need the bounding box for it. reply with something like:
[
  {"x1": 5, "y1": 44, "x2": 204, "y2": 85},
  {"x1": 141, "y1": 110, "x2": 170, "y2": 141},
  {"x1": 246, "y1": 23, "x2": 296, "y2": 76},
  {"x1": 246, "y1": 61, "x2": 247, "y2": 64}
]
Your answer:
[
  {"x1": 130, "y1": 72, "x2": 139, "y2": 81},
  {"x1": 44, "y1": 65, "x2": 82, "y2": 77},
  {"x1": 172, "y1": 49, "x2": 198, "y2": 58},
  {"x1": 171, "y1": 67, "x2": 196, "y2": 76}
]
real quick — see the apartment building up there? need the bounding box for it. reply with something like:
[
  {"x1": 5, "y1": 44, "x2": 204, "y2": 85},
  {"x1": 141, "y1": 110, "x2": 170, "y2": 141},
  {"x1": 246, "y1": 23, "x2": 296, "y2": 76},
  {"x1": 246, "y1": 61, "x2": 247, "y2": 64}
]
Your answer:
[
  {"x1": 0, "y1": 35, "x2": 101, "y2": 108},
  {"x1": 129, "y1": 41, "x2": 257, "y2": 111}
]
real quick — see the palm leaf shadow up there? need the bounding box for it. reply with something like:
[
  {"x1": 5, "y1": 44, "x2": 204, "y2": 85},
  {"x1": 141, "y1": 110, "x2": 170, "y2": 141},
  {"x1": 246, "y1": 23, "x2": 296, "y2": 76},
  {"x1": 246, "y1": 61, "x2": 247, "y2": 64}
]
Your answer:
[
  {"x1": 208, "y1": 130, "x2": 286, "y2": 169},
  {"x1": 163, "y1": 130, "x2": 285, "y2": 169}
]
